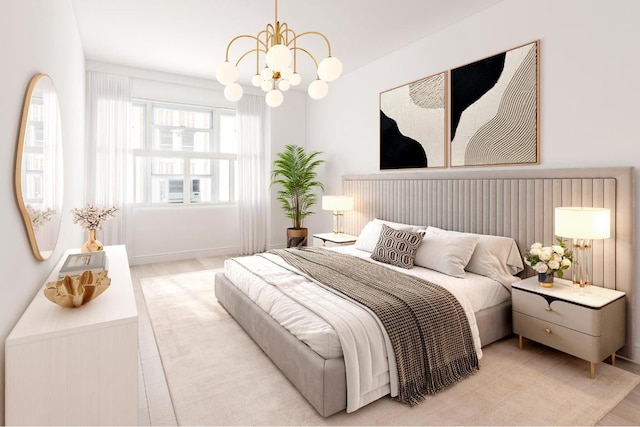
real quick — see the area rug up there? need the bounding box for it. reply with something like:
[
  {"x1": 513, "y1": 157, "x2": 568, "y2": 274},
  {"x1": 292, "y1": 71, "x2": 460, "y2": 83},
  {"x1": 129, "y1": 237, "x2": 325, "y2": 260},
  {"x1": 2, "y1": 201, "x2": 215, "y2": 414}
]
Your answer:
[{"x1": 141, "y1": 269, "x2": 640, "y2": 426}]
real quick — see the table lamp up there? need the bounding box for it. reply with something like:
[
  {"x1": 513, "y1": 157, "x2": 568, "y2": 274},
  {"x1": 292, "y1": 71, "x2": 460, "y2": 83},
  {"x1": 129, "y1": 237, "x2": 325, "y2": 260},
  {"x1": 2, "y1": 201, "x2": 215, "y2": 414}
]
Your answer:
[
  {"x1": 322, "y1": 196, "x2": 354, "y2": 234},
  {"x1": 554, "y1": 207, "x2": 611, "y2": 288}
]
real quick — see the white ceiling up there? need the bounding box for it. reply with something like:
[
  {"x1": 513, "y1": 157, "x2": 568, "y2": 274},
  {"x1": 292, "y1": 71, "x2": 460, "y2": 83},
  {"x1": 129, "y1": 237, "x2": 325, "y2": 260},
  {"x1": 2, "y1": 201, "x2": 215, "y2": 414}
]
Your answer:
[{"x1": 72, "y1": 0, "x2": 504, "y2": 87}]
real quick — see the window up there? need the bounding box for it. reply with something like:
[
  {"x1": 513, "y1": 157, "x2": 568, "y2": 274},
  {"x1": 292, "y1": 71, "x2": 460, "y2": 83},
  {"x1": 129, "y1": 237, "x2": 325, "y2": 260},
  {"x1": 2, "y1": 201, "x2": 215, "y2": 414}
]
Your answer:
[{"x1": 130, "y1": 101, "x2": 238, "y2": 204}]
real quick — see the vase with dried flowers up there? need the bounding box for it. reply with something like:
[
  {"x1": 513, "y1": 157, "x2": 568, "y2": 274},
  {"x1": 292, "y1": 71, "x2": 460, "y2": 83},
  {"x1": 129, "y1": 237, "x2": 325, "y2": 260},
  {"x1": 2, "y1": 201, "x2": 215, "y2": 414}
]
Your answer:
[{"x1": 71, "y1": 204, "x2": 119, "y2": 252}]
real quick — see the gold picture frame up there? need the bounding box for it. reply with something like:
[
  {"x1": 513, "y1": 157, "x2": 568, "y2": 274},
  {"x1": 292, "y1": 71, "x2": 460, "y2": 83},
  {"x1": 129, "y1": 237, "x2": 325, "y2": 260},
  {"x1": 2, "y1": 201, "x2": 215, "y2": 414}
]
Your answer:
[{"x1": 449, "y1": 40, "x2": 540, "y2": 167}]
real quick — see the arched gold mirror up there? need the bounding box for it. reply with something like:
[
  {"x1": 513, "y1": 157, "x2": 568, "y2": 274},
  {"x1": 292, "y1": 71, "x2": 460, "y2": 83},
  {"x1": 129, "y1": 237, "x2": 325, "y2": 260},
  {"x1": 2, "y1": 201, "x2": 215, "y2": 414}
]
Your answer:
[{"x1": 15, "y1": 73, "x2": 64, "y2": 261}]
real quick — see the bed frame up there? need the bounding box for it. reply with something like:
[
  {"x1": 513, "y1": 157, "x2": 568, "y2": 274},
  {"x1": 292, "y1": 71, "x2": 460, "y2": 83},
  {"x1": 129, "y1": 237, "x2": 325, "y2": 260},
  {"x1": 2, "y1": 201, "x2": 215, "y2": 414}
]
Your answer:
[{"x1": 215, "y1": 166, "x2": 633, "y2": 417}]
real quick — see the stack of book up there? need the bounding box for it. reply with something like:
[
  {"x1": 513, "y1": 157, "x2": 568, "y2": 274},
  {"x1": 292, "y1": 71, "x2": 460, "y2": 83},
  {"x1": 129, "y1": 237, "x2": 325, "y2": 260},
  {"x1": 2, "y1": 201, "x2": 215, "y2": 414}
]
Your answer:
[{"x1": 58, "y1": 251, "x2": 108, "y2": 279}]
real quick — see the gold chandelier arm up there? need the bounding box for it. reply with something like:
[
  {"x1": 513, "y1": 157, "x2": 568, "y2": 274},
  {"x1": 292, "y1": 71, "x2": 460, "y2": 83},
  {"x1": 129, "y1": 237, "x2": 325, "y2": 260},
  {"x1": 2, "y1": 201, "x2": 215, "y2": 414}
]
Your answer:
[
  {"x1": 225, "y1": 34, "x2": 269, "y2": 61},
  {"x1": 289, "y1": 31, "x2": 334, "y2": 57},
  {"x1": 265, "y1": 24, "x2": 276, "y2": 47},
  {"x1": 290, "y1": 46, "x2": 319, "y2": 70},
  {"x1": 235, "y1": 48, "x2": 267, "y2": 68},
  {"x1": 279, "y1": 23, "x2": 290, "y2": 45},
  {"x1": 255, "y1": 37, "x2": 260, "y2": 74}
]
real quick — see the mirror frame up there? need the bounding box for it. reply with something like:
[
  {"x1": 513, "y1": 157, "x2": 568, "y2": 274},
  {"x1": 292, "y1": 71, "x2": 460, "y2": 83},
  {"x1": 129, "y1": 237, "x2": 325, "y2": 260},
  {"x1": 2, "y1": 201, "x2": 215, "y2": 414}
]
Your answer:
[{"x1": 15, "y1": 73, "x2": 64, "y2": 261}]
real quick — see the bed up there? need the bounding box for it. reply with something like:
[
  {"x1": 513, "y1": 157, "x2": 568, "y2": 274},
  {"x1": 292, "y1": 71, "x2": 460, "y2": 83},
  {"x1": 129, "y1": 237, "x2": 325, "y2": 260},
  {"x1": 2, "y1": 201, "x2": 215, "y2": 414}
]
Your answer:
[
  {"x1": 215, "y1": 220, "x2": 522, "y2": 416},
  {"x1": 215, "y1": 167, "x2": 633, "y2": 417}
]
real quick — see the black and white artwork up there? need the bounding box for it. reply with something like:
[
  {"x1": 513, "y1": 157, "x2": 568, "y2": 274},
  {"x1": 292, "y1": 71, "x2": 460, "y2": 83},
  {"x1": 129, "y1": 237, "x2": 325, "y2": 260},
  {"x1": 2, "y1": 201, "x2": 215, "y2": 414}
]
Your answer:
[
  {"x1": 379, "y1": 72, "x2": 446, "y2": 170},
  {"x1": 450, "y1": 41, "x2": 539, "y2": 167}
]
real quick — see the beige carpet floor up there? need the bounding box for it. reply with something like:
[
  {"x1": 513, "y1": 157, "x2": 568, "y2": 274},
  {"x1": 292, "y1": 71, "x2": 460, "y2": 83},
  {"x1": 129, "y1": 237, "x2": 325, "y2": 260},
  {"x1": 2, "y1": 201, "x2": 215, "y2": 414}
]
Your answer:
[{"x1": 141, "y1": 269, "x2": 640, "y2": 426}]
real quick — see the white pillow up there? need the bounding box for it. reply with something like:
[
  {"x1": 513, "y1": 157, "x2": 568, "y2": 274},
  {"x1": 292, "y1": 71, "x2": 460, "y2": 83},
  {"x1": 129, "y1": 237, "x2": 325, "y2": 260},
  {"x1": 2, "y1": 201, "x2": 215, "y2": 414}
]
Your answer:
[
  {"x1": 427, "y1": 226, "x2": 524, "y2": 282},
  {"x1": 414, "y1": 228, "x2": 479, "y2": 278},
  {"x1": 373, "y1": 218, "x2": 422, "y2": 233},
  {"x1": 355, "y1": 221, "x2": 385, "y2": 252},
  {"x1": 355, "y1": 219, "x2": 420, "y2": 253}
]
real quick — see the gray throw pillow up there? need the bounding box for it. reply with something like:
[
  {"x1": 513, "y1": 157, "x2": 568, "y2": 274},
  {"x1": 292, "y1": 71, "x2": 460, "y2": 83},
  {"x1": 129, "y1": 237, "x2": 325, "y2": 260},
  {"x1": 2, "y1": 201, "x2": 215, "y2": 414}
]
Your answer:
[{"x1": 371, "y1": 224, "x2": 424, "y2": 269}]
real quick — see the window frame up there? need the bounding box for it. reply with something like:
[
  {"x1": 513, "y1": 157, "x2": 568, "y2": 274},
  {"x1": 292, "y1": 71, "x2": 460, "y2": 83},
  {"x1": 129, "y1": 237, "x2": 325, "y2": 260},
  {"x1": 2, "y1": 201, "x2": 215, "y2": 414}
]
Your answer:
[{"x1": 130, "y1": 99, "x2": 237, "y2": 206}]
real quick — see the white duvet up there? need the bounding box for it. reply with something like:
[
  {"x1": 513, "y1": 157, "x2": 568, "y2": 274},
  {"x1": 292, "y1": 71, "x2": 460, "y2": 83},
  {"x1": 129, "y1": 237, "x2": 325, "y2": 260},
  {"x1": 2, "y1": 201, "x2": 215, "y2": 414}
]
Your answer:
[{"x1": 224, "y1": 246, "x2": 509, "y2": 412}]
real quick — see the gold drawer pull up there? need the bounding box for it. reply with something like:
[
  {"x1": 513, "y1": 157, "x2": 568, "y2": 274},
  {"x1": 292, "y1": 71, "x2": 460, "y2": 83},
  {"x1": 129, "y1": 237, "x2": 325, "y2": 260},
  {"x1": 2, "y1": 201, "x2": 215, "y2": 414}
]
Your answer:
[
  {"x1": 545, "y1": 328, "x2": 552, "y2": 334},
  {"x1": 545, "y1": 307, "x2": 553, "y2": 312}
]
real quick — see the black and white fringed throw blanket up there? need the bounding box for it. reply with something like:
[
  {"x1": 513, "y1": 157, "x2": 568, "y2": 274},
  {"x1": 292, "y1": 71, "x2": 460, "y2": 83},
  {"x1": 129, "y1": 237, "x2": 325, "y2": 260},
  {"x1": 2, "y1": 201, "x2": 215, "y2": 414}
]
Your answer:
[{"x1": 270, "y1": 247, "x2": 479, "y2": 406}]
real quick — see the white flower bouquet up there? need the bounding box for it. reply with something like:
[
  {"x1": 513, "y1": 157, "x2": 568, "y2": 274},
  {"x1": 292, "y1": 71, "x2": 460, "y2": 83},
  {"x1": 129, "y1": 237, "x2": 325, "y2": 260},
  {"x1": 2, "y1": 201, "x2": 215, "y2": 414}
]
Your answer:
[
  {"x1": 71, "y1": 204, "x2": 119, "y2": 231},
  {"x1": 523, "y1": 238, "x2": 573, "y2": 278}
]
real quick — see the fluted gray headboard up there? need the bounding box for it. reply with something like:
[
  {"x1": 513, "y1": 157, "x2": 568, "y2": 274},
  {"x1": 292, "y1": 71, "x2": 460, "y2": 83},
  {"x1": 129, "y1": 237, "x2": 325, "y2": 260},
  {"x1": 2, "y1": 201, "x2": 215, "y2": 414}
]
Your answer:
[{"x1": 342, "y1": 167, "x2": 634, "y2": 356}]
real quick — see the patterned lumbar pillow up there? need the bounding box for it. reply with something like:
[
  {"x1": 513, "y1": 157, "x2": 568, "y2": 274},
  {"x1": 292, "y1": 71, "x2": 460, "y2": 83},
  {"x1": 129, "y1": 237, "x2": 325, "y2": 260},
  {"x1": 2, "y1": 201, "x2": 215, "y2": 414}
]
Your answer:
[{"x1": 371, "y1": 224, "x2": 425, "y2": 269}]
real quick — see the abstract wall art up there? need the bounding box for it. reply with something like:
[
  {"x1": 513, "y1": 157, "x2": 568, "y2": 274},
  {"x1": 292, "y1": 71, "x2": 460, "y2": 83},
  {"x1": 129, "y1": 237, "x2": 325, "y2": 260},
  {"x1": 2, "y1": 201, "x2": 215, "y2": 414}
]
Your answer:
[
  {"x1": 450, "y1": 41, "x2": 539, "y2": 167},
  {"x1": 379, "y1": 72, "x2": 447, "y2": 170}
]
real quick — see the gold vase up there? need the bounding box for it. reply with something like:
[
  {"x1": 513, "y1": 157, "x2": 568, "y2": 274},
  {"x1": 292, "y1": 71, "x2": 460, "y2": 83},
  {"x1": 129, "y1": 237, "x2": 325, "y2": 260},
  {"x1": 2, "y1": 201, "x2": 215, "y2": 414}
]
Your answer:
[{"x1": 81, "y1": 229, "x2": 103, "y2": 253}]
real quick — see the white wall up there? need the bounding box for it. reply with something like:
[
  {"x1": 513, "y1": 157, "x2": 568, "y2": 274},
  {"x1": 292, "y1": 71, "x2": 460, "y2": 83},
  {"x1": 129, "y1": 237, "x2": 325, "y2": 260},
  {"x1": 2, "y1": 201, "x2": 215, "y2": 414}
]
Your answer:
[
  {"x1": 0, "y1": 1, "x2": 86, "y2": 423},
  {"x1": 307, "y1": 0, "x2": 640, "y2": 361}
]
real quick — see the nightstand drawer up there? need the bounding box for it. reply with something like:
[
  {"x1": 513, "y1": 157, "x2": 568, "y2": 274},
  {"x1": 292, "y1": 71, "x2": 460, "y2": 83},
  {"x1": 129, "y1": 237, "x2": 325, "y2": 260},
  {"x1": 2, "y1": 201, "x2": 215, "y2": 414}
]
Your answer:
[
  {"x1": 513, "y1": 312, "x2": 601, "y2": 362},
  {"x1": 512, "y1": 288, "x2": 601, "y2": 336}
]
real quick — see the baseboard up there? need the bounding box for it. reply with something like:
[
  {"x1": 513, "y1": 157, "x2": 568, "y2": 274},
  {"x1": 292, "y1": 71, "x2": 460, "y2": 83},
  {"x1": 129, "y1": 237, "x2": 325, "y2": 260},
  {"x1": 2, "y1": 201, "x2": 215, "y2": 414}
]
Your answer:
[
  {"x1": 129, "y1": 242, "x2": 301, "y2": 265},
  {"x1": 632, "y1": 344, "x2": 640, "y2": 364},
  {"x1": 130, "y1": 246, "x2": 238, "y2": 265}
]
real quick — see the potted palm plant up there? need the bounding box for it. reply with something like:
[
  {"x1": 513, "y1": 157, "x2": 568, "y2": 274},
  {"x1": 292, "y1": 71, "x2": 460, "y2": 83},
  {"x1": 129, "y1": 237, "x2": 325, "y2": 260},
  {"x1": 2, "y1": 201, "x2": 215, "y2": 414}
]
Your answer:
[{"x1": 271, "y1": 144, "x2": 325, "y2": 247}]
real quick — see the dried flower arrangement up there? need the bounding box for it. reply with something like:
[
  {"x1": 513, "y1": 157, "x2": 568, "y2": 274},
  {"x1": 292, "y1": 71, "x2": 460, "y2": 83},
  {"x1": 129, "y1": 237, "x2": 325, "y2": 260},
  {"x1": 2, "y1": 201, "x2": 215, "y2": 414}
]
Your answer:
[
  {"x1": 71, "y1": 204, "x2": 119, "y2": 231},
  {"x1": 26, "y1": 204, "x2": 56, "y2": 229}
]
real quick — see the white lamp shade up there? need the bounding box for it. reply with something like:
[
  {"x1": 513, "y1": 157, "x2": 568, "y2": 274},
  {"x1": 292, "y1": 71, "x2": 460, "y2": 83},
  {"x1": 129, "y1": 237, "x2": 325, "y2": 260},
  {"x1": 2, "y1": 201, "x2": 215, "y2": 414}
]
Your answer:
[
  {"x1": 223, "y1": 83, "x2": 243, "y2": 102},
  {"x1": 216, "y1": 61, "x2": 238, "y2": 85},
  {"x1": 554, "y1": 207, "x2": 611, "y2": 239},
  {"x1": 317, "y1": 56, "x2": 343, "y2": 82},
  {"x1": 265, "y1": 89, "x2": 284, "y2": 107},
  {"x1": 322, "y1": 196, "x2": 354, "y2": 212},
  {"x1": 266, "y1": 44, "x2": 292, "y2": 70},
  {"x1": 308, "y1": 79, "x2": 329, "y2": 100}
]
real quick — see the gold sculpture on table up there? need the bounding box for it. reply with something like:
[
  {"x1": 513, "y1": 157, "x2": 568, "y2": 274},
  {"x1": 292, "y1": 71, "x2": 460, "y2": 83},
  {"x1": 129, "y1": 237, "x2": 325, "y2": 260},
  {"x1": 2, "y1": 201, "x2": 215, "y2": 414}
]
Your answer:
[{"x1": 44, "y1": 270, "x2": 111, "y2": 308}]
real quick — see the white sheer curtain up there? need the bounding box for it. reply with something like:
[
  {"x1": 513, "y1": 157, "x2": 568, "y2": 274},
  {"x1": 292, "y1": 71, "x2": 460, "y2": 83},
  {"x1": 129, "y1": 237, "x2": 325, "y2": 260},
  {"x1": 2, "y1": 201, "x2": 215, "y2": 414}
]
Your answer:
[
  {"x1": 85, "y1": 71, "x2": 131, "y2": 247},
  {"x1": 237, "y1": 94, "x2": 269, "y2": 255}
]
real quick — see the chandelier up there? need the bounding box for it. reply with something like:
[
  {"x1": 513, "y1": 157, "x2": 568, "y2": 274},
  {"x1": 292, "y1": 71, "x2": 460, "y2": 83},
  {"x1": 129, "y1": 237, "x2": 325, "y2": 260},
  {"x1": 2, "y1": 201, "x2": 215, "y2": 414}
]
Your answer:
[{"x1": 215, "y1": 0, "x2": 342, "y2": 107}]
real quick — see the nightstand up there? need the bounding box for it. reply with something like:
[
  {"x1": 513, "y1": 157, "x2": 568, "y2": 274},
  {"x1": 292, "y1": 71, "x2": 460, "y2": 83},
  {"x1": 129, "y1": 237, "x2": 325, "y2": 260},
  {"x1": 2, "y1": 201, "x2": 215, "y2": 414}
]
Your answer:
[
  {"x1": 512, "y1": 276, "x2": 625, "y2": 379},
  {"x1": 312, "y1": 232, "x2": 358, "y2": 247}
]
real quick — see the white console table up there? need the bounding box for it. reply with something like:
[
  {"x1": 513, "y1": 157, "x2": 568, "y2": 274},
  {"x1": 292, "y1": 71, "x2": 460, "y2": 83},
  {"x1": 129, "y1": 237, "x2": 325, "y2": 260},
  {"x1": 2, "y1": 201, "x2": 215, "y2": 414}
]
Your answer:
[{"x1": 5, "y1": 245, "x2": 138, "y2": 426}]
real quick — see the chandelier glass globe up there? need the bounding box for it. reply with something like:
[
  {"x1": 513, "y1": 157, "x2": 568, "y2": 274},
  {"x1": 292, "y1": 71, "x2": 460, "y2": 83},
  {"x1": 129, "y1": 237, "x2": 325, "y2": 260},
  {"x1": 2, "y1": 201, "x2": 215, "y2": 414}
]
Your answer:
[
  {"x1": 308, "y1": 80, "x2": 329, "y2": 100},
  {"x1": 265, "y1": 89, "x2": 284, "y2": 107},
  {"x1": 317, "y1": 57, "x2": 343, "y2": 82},
  {"x1": 224, "y1": 83, "x2": 243, "y2": 102},
  {"x1": 216, "y1": 62, "x2": 238, "y2": 85},
  {"x1": 266, "y1": 44, "x2": 292, "y2": 70}
]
